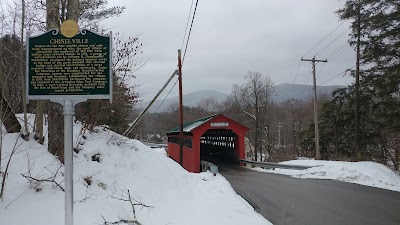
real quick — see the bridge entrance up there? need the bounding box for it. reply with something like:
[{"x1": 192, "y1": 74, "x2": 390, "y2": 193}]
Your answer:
[
  {"x1": 166, "y1": 114, "x2": 249, "y2": 173},
  {"x1": 200, "y1": 129, "x2": 237, "y2": 164}
]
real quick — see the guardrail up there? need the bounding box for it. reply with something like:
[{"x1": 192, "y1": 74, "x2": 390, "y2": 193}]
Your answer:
[
  {"x1": 201, "y1": 160, "x2": 219, "y2": 176},
  {"x1": 142, "y1": 141, "x2": 167, "y2": 148},
  {"x1": 238, "y1": 159, "x2": 314, "y2": 170}
]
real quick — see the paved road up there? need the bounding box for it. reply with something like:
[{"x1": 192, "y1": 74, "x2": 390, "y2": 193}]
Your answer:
[{"x1": 220, "y1": 164, "x2": 400, "y2": 225}]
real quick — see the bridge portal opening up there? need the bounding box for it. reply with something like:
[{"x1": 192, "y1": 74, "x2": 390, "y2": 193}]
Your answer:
[{"x1": 200, "y1": 129, "x2": 237, "y2": 165}]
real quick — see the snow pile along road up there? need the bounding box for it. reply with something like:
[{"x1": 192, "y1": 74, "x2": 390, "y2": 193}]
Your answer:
[
  {"x1": 254, "y1": 159, "x2": 400, "y2": 192},
  {"x1": 0, "y1": 115, "x2": 271, "y2": 225}
]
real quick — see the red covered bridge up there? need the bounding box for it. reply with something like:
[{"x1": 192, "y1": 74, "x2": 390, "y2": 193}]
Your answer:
[{"x1": 166, "y1": 114, "x2": 249, "y2": 173}]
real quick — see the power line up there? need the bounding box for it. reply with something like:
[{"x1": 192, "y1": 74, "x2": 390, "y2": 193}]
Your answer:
[
  {"x1": 182, "y1": 0, "x2": 200, "y2": 64},
  {"x1": 154, "y1": 78, "x2": 179, "y2": 113},
  {"x1": 303, "y1": 21, "x2": 346, "y2": 57},
  {"x1": 181, "y1": 0, "x2": 195, "y2": 50},
  {"x1": 318, "y1": 65, "x2": 355, "y2": 86},
  {"x1": 298, "y1": 65, "x2": 313, "y2": 98},
  {"x1": 288, "y1": 60, "x2": 302, "y2": 100},
  {"x1": 330, "y1": 47, "x2": 352, "y2": 62},
  {"x1": 325, "y1": 44, "x2": 348, "y2": 59},
  {"x1": 316, "y1": 63, "x2": 326, "y2": 79},
  {"x1": 151, "y1": 0, "x2": 199, "y2": 113},
  {"x1": 315, "y1": 27, "x2": 351, "y2": 56},
  {"x1": 299, "y1": 64, "x2": 325, "y2": 99}
]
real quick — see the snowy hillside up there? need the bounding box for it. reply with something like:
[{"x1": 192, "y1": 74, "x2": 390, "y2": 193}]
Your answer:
[{"x1": 0, "y1": 114, "x2": 271, "y2": 225}]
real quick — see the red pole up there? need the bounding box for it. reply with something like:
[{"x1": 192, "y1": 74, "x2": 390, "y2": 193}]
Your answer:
[{"x1": 178, "y1": 50, "x2": 184, "y2": 166}]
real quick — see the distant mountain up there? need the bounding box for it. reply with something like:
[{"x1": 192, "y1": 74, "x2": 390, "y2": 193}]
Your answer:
[
  {"x1": 137, "y1": 84, "x2": 345, "y2": 112},
  {"x1": 137, "y1": 90, "x2": 229, "y2": 113},
  {"x1": 273, "y1": 83, "x2": 346, "y2": 103}
]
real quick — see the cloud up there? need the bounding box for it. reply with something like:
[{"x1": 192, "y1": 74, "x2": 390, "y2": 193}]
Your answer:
[{"x1": 104, "y1": 0, "x2": 355, "y2": 101}]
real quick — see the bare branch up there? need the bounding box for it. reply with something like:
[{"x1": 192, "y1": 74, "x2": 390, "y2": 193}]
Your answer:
[{"x1": 21, "y1": 172, "x2": 65, "y2": 192}]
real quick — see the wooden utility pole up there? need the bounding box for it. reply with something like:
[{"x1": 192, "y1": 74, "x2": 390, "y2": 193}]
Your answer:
[
  {"x1": 301, "y1": 57, "x2": 327, "y2": 160},
  {"x1": 178, "y1": 50, "x2": 184, "y2": 166}
]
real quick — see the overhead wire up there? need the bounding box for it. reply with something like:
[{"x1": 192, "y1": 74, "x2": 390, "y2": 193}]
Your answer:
[
  {"x1": 315, "y1": 27, "x2": 351, "y2": 56},
  {"x1": 181, "y1": 0, "x2": 195, "y2": 50},
  {"x1": 293, "y1": 21, "x2": 347, "y2": 101},
  {"x1": 153, "y1": 79, "x2": 179, "y2": 113},
  {"x1": 288, "y1": 60, "x2": 302, "y2": 100},
  {"x1": 318, "y1": 65, "x2": 356, "y2": 86},
  {"x1": 182, "y1": 0, "x2": 200, "y2": 64},
  {"x1": 296, "y1": 64, "x2": 327, "y2": 114},
  {"x1": 325, "y1": 44, "x2": 348, "y2": 59},
  {"x1": 330, "y1": 47, "x2": 352, "y2": 62},
  {"x1": 298, "y1": 65, "x2": 313, "y2": 98},
  {"x1": 152, "y1": 0, "x2": 200, "y2": 112},
  {"x1": 303, "y1": 21, "x2": 346, "y2": 57}
]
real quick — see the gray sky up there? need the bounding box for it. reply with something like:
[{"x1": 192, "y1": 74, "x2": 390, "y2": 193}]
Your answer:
[{"x1": 105, "y1": 0, "x2": 355, "y2": 101}]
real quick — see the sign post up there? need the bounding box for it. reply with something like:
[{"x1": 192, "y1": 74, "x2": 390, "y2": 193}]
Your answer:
[{"x1": 26, "y1": 20, "x2": 112, "y2": 225}]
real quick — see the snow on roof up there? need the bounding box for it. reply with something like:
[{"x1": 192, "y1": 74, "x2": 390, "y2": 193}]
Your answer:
[{"x1": 167, "y1": 114, "x2": 218, "y2": 133}]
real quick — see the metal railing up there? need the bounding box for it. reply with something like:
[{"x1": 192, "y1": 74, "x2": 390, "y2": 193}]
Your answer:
[
  {"x1": 237, "y1": 159, "x2": 315, "y2": 170},
  {"x1": 142, "y1": 141, "x2": 167, "y2": 148},
  {"x1": 201, "y1": 160, "x2": 219, "y2": 176}
]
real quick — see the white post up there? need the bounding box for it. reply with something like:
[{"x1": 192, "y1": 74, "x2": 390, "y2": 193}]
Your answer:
[{"x1": 64, "y1": 100, "x2": 74, "y2": 225}]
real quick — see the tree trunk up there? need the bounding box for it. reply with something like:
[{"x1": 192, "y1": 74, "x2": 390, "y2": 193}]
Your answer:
[
  {"x1": 34, "y1": 101, "x2": 44, "y2": 144},
  {"x1": 20, "y1": 0, "x2": 29, "y2": 140},
  {"x1": 35, "y1": 0, "x2": 61, "y2": 144},
  {"x1": 66, "y1": 0, "x2": 79, "y2": 22},
  {"x1": 0, "y1": 91, "x2": 21, "y2": 133},
  {"x1": 354, "y1": 1, "x2": 361, "y2": 161},
  {"x1": 395, "y1": 143, "x2": 399, "y2": 171},
  {"x1": 46, "y1": 0, "x2": 64, "y2": 162}
]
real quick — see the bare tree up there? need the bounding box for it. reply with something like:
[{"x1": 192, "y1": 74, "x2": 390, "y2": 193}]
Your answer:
[
  {"x1": 20, "y1": 0, "x2": 29, "y2": 140},
  {"x1": 46, "y1": 0, "x2": 64, "y2": 161},
  {"x1": 0, "y1": 94, "x2": 21, "y2": 133},
  {"x1": 197, "y1": 97, "x2": 221, "y2": 113},
  {"x1": 230, "y1": 71, "x2": 274, "y2": 161}
]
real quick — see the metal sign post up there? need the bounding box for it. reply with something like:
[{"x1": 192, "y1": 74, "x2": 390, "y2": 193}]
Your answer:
[
  {"x1": 64, "y1": 100, "x2": 75, "y2": 225},
  {"x1": 26, "y1": 20, "x2": 112, "y2": 225}
]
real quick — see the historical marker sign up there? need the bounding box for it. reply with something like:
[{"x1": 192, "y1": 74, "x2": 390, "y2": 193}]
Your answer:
[{"x1": 26, "y1": 28, "x2": 112, "y2": 101}]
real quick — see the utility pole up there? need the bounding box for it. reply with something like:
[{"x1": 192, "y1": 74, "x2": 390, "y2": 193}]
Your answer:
[
  {"x1": 301, "y1": 56, "x2": 327, "y2": 160},
  {"x1": 178, "y1": 49, "x2": 184, "y2": 166},
  {"x1": 276, "y1": 122, "x2": 283, "y2": 148}
]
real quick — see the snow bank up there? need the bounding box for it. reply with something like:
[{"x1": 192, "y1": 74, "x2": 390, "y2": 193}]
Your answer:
[
  {"x1": 0, "y1": 115, "x2": 270, "y2": 225},
  {"x1": 253, "y1": 159, "x2": 400, "y2": 192}
]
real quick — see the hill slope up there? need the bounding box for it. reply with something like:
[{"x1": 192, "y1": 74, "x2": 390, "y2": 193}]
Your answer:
[
  {"x1": 273, "y1": 83, "x2": 345, "y2": 103},
  {"x1": 138, "y1": 90, "x2": 228, "y2": 113},
  {"x1": 138, "y1": 84, "x2": 345, "y2": 112},
  {"x1": 0, "y1": 114, "x2": 271, "y2": 225}
]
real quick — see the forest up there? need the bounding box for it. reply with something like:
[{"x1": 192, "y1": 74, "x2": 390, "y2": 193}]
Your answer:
[{"x1": 0, "y1": 0, "x2": 399, "y2": 176}]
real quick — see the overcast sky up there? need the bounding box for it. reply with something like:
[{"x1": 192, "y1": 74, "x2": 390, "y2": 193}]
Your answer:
[{"x1": 104, "y1": 0, "x2": 355, "y2": 101}]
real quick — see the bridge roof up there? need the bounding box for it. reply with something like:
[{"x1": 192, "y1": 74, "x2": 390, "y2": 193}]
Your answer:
[{"x1": 167, "y1": 114, "x2": 217, "y2": 133}]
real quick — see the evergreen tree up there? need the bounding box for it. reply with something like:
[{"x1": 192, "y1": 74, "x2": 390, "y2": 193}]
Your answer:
[{"x1": 330, "y1": 0, "x2": 400, "y2": 168}]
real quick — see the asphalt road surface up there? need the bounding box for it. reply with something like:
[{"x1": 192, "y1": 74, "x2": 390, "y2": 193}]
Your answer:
[{"x1": 220, "y1": 164, "x2": 400, "y2": 225}]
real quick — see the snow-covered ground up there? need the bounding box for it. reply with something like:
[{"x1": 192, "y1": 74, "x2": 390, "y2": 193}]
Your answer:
[
  {"x1": 0, "y1": 114, "x2": 271, "y2": 225},
  {"x1": 3, "y1": 114, "x2": 400, "y2": 225},
  {"x1": 253, "y1": 159, "x2": 400, "y2": 192}
]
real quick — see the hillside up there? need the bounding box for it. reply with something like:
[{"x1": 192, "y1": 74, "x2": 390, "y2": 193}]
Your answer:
[
  {"x1": 272, "y1": 83, "x2": 345, "y2": 103},
  {"x1": 0, "y1": 114, "x2": 271, "y2": 225},
  {"x1": 138, "y1": 84, "x2": 345, "y2": 112},
  {"x1": 137, "y1": 90, "x2": 228, "y2": 113}
]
